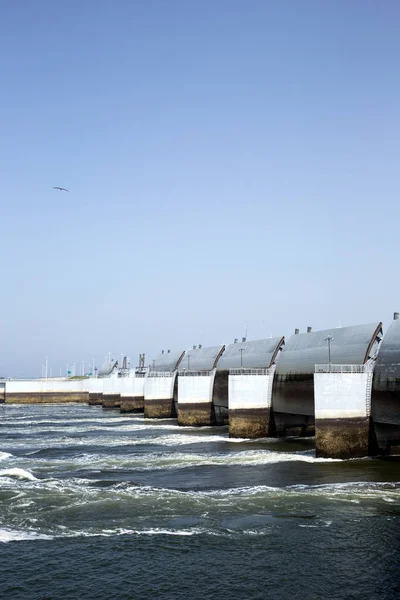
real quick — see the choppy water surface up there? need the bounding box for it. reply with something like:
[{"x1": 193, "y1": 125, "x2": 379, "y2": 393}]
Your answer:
[{"x1": 1, "y1": 404, "x2": 399, "y2": 600}]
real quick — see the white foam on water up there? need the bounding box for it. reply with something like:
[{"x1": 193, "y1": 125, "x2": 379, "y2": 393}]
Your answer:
[
  {"x1": 0, "y1": 528, "x2": 53, "y2": 543},
  {"x1": 107, "y1": 447, "x2": 342, "y2": 468},
  {"x1": 128, "y1": 528, "x2": 202, "y2": 536},
  {"x1": 63, "y1": 526, "x2": 212, "y2": 539},
  {"x1": 121, "y1": 481, "x2": 400, "y2": 503},
  {"x1": 299, "y1": 520, "x2": 332, "y2": 528},
  {"x1": 0, "y1": 452, "x2": 13, "y2": 460},
  {"x1": 0, "y1": 468, "x2": 38, "y2": 481}
]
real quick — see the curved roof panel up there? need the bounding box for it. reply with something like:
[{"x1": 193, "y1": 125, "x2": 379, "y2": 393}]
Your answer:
[
  {"x1": 373, "y1": 319, "x2": 400, "y2": 386},
  {"x1": 150, "y1": 350, "x2": 185, "y2": 373},
  {"x1": 98, "y1": 360, "x2": 118, "y2": 378},
  {"x1": 276, "y1": 322, "x2": 382, "y2": 376},
  {"x1": 217, "y1": 337, "x2": 284, "y2": 370},
  {"x1": 180, "y1": 345, "x2": 225, "y2": 371}
]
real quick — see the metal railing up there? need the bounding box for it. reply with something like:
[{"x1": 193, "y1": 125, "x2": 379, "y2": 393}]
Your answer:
[
  {"x1": 229, "y1": 368, "x2": 272, "y2": 376},
  {"x1": 148, "y1": 371, "x2": 175, "y2": 378},
  {"x1": 178, "y1": 370, "x2": 212, "y2": 377},
  {"x1": 315, "y1": 364, "x2": 373, "y2": 374}
]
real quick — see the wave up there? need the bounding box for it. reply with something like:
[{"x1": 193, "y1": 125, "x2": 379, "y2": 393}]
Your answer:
[
  {"x1": 46, "y1": 448, "x2": 340, "y2": 470},
  {"x1": 0, "y1": 468, "x2": 38, "y2": 481},
  {"x1": 0, "y1": 528, "x2": 52, "y2": 543},
  {"x1": 0, "y1": 452, "x2": 12, "y2": 460}
]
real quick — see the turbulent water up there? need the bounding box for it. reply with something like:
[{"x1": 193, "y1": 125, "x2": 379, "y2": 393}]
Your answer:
[{"x1": 0, "y1": 404, "x2": 399, "y2": 600}]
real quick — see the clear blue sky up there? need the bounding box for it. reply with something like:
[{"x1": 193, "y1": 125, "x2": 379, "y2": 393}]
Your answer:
[{"x1": 1, "y1": 0, "x2": 399, "y2": 377}]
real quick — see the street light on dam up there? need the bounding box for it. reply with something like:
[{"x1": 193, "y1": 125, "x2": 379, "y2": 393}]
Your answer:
[
  {"x1": 325, "y1": 336, "x2": 333, "y2": 371},
  {"x1": 239, "y1": 347, "x2": 245, "y2": 368}
]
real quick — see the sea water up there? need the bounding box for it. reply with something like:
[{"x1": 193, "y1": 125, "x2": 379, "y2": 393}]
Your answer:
[{"x1": 0, "y1": 404, "x2": 399, "y2": 599}]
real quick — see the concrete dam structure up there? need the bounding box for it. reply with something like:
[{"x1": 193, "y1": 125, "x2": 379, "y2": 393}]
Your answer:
[
  {"x1": 224, "y1": 337, "x2": 285, "y2": 438},
  {"x1": 177, "y1": 344, "x2": 225, "y2": 426},
  {"x1": 88, "y1": 360, "x2": 117, "y2": 405},
  {"x1": 273, "y1": 322, "x2": 382, "y2": 440},
  {"x1": 2, "y1": 378, "x2": 89, "y2": 404},
  {"x1": 119, "y1": 372, "x2": 146, "y2": 413},
  {"x1": 143, "y1": 350, "x2": 185, "y2": 418},
  {"x1": 2, "y1": 316, "x2": 400, "y2": 459},
  {"x1": 88, "y1": 359, "x2": 146, "y2": 412}
]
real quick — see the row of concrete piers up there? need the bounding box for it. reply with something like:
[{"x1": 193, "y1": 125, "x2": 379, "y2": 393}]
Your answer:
[{"x1": 3, "y1": 315, "x2": 400, "y2": 459}]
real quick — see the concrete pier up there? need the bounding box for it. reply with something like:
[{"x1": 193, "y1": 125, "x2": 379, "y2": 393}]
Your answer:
[
  {"x1": 4, "y1": 379, "x2": 89, "y2": 404},
  {"x1": 120, "y1": 374, "x2": 145, "y2": 413},
  {"x1": 177, "y1": 345, "x2": 225, "y2": 426},
  {"x1": 144, "y1": 373, "x2": 179, "y2": 417},
  {"x1": 144, "y1": 350, "x2": 185, "y2": 418},
  {"x1": 178, "y1": 370, "x2": 217, "y2": 426},
  {"x1": 314, "y1": 365, "x2": 374, "y2": 458},
  {"x1": 87, "y1": 378, "x2": 104, "y2": 405},
  {"x1": 102, "y1": 394, "x2": 121, "y2": 408},
  {"x1": 102, "y1": 374, "x2": 121, "y2": 409},
  {"x1": 229, "y1": 367, "x2": 277, "y2": 438},
  {"x1": 272, "y1": 323, "x2": 382, "y2": 438},
  {"x1": 88, "y1": 392, "x2": 103, "y2": 406},
  {"x1": 223, "y1": 337, "x2": 284, "y2": 438}
]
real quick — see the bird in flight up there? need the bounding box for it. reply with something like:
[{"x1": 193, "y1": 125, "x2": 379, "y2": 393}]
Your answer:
[{"x1": 53, "y1": 187, "x2": 69, "y2": 192}]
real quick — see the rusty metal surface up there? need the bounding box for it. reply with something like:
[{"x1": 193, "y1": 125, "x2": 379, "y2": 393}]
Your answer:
[
  {"x1": 149, "y1": 350, "x2": 185, "y2": 373},
  {"x1": 217, "y1": 337, "x2": 284, "y2": 370},
  {"x1": 275, "y1": 323, "x2": 382, "y2": 377}
]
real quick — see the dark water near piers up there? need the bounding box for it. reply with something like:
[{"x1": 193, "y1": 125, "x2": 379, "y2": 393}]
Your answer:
[{"x1": 0, "y1": 404, "x2": 399, "y2": 600}]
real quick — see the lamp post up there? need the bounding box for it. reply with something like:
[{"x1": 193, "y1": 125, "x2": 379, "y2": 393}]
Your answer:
[
  {"x1": 239, "y1": 348, "x2": 245, "y2": 368},
  {"x1": 325, "y1": 336, "x2": 333, "y2": 371}
]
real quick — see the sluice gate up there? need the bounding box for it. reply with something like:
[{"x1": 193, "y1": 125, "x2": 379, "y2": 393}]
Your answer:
[{"x1": 2, "y1": 315, "x2": 400, "y2": 459}]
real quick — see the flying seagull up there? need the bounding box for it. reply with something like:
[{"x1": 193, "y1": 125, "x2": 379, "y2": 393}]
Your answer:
[{"x1": 53, "y1": 187, "x2": 69, "y2": 192}]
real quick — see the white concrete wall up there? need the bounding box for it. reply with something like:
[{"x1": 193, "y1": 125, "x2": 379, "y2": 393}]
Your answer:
[
  {"x1": 5, "y1": 379, "x2": 86, "y2": 393},
  {"x1": 314, "y1": 373, "x2": 370, "y2": 419},
  {"x1": 86, "y1": 374, "x2": 145, "y2": 396},
  {"x1": 102, "y1": 374, "x2": 121, "y2": 395},
  {"x1": 86, "y1": 378, "x2": 104, "y2": 393},
  {"x1": 118, "y1": 376, "x2": 145, "y2": 398},
  {"x1": 178, "y1": 375, "x2": 213, "y2": 405},
  {"x1": 229, "y1": 374, "x2": 272, "y2": 410},
  {"x1": 132, "y1": 377, "x2": 145, "y2": 397},
  {"x1": 144, "y1": 375, "x2": 176, "y2": 400}
]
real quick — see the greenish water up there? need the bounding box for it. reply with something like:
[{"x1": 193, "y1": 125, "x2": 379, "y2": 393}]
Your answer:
[{"x1": 1, "y1": 404, "x2": 399, "y2": 599}]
